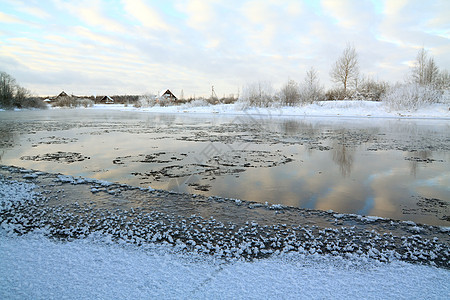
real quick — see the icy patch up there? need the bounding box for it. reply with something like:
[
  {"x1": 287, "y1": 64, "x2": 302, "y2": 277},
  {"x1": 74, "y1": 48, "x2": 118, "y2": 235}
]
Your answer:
[
  {"x1": 358, "y1": 215, "x2": 385, "y2": 222},
  {"x1": 333, "y1": 214, "x2": 345, "y2": 219},
  {"x1": 22, "y1": 173, "x2": 38, "y2": 179},
  {"x1": 403, "y1": 220, "x2": 417, "y2": 226},
  {"x1": 439, "y1": 227, "x2": 450, "y2": 233},
  {"x1": 0, "y1": 179, "x2": 38, "y2": 212},
  {"x1": 409, "y1": 226, "x2": 424, "y2": 233}
]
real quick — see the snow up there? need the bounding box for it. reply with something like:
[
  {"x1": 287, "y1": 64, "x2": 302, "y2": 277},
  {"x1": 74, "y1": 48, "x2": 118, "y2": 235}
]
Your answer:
[
  {"x1": 1, "y1": 172, "x2": 449, "y2": 298},
  {"x1": 87, "y1": 100, "x2": 450, "y2": 119},
  {"x1": 1, "y1": 232, "x2": 449, "y2": 300}
]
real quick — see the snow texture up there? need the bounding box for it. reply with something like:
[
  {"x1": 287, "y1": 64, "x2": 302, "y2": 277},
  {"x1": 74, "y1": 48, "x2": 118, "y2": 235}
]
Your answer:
[
  {"x1": 87, "y1": 100, "x2": 450, "y2": 119},
  {"x1": 1, "y1": 232, "x2": 449, "y2": 300},
  {"x1": 1, "y1": 168, "x2": 449, "y2": 299}
]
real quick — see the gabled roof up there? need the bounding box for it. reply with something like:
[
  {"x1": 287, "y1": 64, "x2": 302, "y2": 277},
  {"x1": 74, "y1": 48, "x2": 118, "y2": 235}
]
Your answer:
[
  {"x1": 101, "y1": 95, "x2": 114, "y2": 103},
  {"x1": 159, "y1": 89, "x2": 171, "y2": 97},
  {"x1": 57, "y1": 91, "x2": 69, "y2": 98},
  {"x1": 159, "y1": 89, "x2": 177, "y2": 100}
]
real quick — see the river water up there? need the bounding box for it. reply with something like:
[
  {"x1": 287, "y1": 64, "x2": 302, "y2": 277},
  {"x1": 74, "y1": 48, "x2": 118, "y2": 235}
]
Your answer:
[{"x1": 1, "y1": 109, "x2": 449, "y2": 226}]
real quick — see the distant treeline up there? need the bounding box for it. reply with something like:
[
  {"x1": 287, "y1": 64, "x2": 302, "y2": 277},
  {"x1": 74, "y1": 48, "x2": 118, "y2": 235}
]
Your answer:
[{"x1": 41, "y1": 94, "x2": 140, "y2": 104}]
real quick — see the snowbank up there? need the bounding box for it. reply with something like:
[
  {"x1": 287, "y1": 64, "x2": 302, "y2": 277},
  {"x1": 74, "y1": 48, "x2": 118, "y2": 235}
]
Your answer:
[
  {"x1": 88, "y1": 101, "x2": 450, "y2": 119},
  {"x1": 1, "y1": 232, "x2": 449, "y2": 299}
]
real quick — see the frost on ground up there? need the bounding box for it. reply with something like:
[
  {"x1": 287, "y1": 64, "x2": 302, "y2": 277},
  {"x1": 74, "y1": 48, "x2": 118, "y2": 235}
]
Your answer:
[
  {"x1": 1, "y1": 165, "x2": 450, "y2": 298},
  {"x1": 1, "y1": 231, "x2": 449, "y2": 300}
]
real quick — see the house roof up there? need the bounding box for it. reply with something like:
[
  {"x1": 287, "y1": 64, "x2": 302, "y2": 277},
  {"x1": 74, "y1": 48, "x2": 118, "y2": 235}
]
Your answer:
[
  {"x1": 159, "y1": 89, "x2": 177, "y2": 99},
  {"x1": 159, "y1": 89, "x2": 171, "y2": 97},
  {"x1": 57, "y1": 91, "x2": 69, "y2": 98}
]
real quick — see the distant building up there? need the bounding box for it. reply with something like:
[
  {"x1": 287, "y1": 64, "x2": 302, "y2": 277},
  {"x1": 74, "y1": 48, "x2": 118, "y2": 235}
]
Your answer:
[
  {"x1": 158, "y1": 89, "x2": 177, "y2": 101},
  {"x1": 56, "y1": 91, "x2": 69, "y2": 98},
  {"x1": 100, "y1": 96, "x2": 114, "y2": 104},
  {"x1": 44, "y1": 91, "x2": 71, "y2": 103}
]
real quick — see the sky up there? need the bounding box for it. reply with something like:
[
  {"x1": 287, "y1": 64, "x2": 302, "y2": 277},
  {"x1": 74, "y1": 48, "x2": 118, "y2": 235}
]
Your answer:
[{"x1": 0, "y1": 0, "x2": 449, "y2": 98}]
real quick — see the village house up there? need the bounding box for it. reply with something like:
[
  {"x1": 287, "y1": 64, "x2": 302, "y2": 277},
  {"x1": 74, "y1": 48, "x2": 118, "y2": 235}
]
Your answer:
[
  {"x1": 44, "y1": 91, "x2": 70, "y2": 103},
  {"x1": 158, "y1": 89, "x2": 177, "y2": 102},
  {"x1": 99, "y1": 95, "x2": 114, "y2": 104}
]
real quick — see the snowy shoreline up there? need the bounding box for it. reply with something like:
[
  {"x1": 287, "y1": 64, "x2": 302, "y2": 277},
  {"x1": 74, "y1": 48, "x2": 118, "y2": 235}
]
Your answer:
[
  {"x1": 1, "y1": 165, "x2": 449, "y2": 298},
  {"x1": 31, "y1": 100, "x2": 449, "y2": 120},
  {"x1": 1, "y1": 165, "x2": 449, "y2": 266},
  {"x1": 1, "y1": 230, "x2": 448, "y2": 299},
  {"x1": 3, "y1": 101, "x2": 449, "y2": 122}
]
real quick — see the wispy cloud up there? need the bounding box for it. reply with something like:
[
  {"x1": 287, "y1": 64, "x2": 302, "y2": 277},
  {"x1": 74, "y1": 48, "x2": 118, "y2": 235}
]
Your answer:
[
  {"x1": 0, "y1": 11, "x2": 27, "y2": 24},
  {"x1": 0, "y1": 0, "x2": 448, "y2": 96},
  {"x1": 122, "y1": 0, "x2": 173, "y2": 32}
]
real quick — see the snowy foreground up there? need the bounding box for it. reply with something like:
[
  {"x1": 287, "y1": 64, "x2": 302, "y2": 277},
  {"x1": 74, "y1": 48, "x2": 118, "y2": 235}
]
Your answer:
[
  {"x1": 1, "y1": 167, "x2": 449, "y2": 299},
  {"x1": 90, "y1": 100, "x2": 450, "y2": 119},
  {"x1": 1, "y1": 231, "x2": 449, "y2": 300}
]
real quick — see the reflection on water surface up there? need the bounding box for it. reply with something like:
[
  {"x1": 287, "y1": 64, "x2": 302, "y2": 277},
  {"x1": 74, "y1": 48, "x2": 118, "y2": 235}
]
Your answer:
[{"x1": 0, "y1": 109, "x2": 449, "y2": 225}]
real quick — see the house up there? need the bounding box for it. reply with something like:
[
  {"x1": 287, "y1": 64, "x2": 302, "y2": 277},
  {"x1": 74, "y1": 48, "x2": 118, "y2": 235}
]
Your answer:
[
  {"x1": 56, "y1": 91, "x2": 69, "y2": 98},
  {"x1": 43, "y1": 91, "x2": 71, "y2": 103},
  {"x1": 51, "y1": 91, "x2": 70, "y2": 102},
  {"x1": 158, "y1": 89, "x2": 177, "y2": 101},
  {"x1": 100, "y1": 96, "x2": 114, "y2": 104}
]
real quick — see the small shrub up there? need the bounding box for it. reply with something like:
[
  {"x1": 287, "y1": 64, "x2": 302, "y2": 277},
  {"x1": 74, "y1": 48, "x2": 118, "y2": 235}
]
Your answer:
[
  {"x1": 51, "y1": 97, "x2": 93, "y2": 108},
  {"x1": 157, "y1": 97, "x2": 172, "y2": 107},
  {"x1": 20, "y1": 97, "x2": 48, "y2": 109},
  {"x1": 239, "y1": 81, "x2": 276, "y2": 107},
  {"x1": 325, "y1": 88, "x2": 348, "y2": 100},
  {"x1": 382, "y1": 83, "x2": 442, "y2": 111},
  {"x1": 279, "y1": 80, "x2": 301, "y2": 106},
  {"x1": 355, "y1": 78, "x2": 389, "y2": 101},
  {"x1": 220, "y1": 96, "x2": 238, "y2": 104},
  {"x1": 52, "y1": 96, "x2": 78, "y2": 108},
  {"x1": 184, "y1": 99, "x2": 209, "y2": 107},
  {"x1": 79, "y1": 99, "x2": 94, "y2": 108},
  {"x1": 137, "y1": 94, "x2": 157, "y2": 107}
]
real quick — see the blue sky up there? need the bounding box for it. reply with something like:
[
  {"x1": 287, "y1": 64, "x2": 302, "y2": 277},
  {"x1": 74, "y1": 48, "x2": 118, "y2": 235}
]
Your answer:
[{"x1": 0, "y1": 0, "x2": 449, "y2": 97}]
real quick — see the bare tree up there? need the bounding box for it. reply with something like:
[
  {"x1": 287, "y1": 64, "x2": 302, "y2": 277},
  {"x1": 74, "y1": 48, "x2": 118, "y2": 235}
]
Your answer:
[
  {"x1": 240, "y1": 81, "x2": 275, "y2": 107},
  {"x1": 330, "y1": 44, "x2": 359, "y2": 94},
  {"x1": 0, "y1": 71, "x2": 16, "y2": 107},
  {"x1": 411, "y1": 47, "x2": 439, "y2": 86},
  {"x1": 436, "y1": 69, "x2": 450, "y2": 90},
  {"x1": 425, "y1": 57, "x2": 439, "y2": 86},
  {"x1": 279, "y1": 79, "x2": 300, "y2": 106},
  {"x1": 300, "y1": 67, "x2": 324, "y2": 103}
]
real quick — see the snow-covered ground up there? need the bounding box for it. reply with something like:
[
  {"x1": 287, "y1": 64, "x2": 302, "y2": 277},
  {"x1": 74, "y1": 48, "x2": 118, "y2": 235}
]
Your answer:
[
  {"x1": 1, "y1": 231, "x2": 449, "y2": 299},
  {"x1": 2, "y1": 101, "x2": 449, "y2": 298},
  {"x1": 88, "y1": 100, "x2": 450, "y2": 119},
  {"x1": 1, "y1": 169, "x2": 449, "y2": 299}
]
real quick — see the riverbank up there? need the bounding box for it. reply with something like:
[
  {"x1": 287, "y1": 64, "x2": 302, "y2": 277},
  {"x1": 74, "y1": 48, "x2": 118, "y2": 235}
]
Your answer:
[
  {"x1": 1, "y1": 165, "x2": 449, "y2": 266},
  {"x1": 1, "y1": 164, "x2": 449, "y2": 298},
  {"x1": 86, "y1": 100, "x2": 450, "y2": 119}
]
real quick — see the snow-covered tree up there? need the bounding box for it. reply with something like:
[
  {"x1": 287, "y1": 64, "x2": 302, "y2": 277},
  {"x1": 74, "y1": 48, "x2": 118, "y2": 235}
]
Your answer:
[
  {"x1": 300, "y1": 67, "x2": 324, "y2": 103},
  {"x1": 279, "y1": 79, "x2": 300, "y2": 106},
  {"x1": 410, "y1": 47, "x2": 439, "y2": 86},
  {"x1": 382, "y1": 83, "x2": 442, "y2": 111},
  {"x1": 239, "y1": 81, "x2": 276, "y2": 107}
]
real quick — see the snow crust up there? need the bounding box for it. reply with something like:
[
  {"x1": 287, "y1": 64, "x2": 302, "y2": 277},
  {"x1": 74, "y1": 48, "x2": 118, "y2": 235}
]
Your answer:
[
  {"x1": 1, "y1": 232, "x2": 449, "y2": 300},
  {"x1": 88, "y1": 101, "x2": 450, "y2": 119},
  {"x1": 1, "y1": 171, "x2": 449, "y2": 298}
]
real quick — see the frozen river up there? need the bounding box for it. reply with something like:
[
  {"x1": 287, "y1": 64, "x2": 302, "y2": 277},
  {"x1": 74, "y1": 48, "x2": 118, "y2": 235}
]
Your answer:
[{"x1": 0, "y1": 109, "x2": 448, "y2": 226}]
